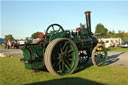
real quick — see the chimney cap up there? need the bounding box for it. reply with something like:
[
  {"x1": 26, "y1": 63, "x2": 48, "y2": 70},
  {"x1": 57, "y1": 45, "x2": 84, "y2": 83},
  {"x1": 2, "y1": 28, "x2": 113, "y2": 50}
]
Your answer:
[{"x1": 85, "y1": 11, "x2": 91, "y2": 15}]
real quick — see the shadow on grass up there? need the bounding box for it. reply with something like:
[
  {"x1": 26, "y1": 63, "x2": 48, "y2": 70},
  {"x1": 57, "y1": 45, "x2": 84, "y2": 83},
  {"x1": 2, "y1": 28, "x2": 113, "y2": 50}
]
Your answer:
[
  {"x1": 24, "y1": 77, "x2": 105, "y2": 85},
  {"x1": 37, "y1": 63, "x2": 93, "y2": 75},
  {"x1": 75, "y1": 64, "x2": 92, "y2": 74},
  {"x1": 75, "y1": 57, "x2": 94, "y2": 73},
  {"x1": 37, "y1": 58, "x2": 93, "y2": 74},
  {"x1": 106, "y1": 52, "x2": 125, "y2": 65}
]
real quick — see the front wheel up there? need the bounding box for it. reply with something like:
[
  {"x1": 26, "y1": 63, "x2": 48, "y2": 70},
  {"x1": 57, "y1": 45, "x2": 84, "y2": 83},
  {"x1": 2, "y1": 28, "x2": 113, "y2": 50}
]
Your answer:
[{"x1": 92, "y1": 46, "x2": 107, "y2": 67}]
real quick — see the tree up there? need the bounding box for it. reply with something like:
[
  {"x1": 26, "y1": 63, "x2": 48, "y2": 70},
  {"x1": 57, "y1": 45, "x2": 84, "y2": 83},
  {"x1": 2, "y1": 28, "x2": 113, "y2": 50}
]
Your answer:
[
  {"x1": 111, "y1": 30, "x2": 115, "y2": 34},
  {"x1": 95, "y1": 23, "x2": 108, "y2": 35},
  {"x1": 117, "y1": 30, "x2": 124, "y2": 39},
  {"x1": 31, "y1": 32, "x2": 41, "y2": 39},
  {"x1": 104, "y1": 28, "x2": 108, "y2": 35},
  {"x1": 118, "y1": 30, "x2": 124, "y2": 34},
  {"x1": 4, "y1": 34, "x2": 14, "y2": 41},
  {"x1": 25, "y1": 37, "x2": 29, "y2": 41}
]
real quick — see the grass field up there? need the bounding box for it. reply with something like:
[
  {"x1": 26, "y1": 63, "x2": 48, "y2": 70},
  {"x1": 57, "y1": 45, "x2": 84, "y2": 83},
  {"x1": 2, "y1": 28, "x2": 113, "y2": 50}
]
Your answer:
[
  {"x1": 0, "y1": 57, "x2": 128, "y2": 85},
  {"x1": 107, "y1": 47, "x2": 128, "y2": 52},
  {"x1": 0, "y1": 45, "x2": 5, "y2": 49}
]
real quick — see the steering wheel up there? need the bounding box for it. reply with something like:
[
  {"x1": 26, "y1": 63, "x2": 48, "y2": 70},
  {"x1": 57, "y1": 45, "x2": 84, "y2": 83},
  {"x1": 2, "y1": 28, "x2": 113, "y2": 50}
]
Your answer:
[{"x1": 45, "y1": 24, "x2": 64, "y2": 35}]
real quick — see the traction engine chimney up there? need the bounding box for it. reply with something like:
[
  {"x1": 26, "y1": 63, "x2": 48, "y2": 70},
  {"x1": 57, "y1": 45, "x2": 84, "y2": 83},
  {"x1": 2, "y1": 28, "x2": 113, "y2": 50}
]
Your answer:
[{"x1": 85, "y1": 11, "x2": 91, "y2": 34}]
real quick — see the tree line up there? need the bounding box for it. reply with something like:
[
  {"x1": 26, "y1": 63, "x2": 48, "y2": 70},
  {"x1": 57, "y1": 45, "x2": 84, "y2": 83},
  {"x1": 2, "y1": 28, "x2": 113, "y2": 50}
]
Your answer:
[{"x1": 95, "y1": 23, "x2": 128, "y2": 41}]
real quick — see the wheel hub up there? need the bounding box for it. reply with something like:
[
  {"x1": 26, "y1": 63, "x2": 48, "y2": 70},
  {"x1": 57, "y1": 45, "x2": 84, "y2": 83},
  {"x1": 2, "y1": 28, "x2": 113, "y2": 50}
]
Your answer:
[{"x1": 60, "y1": 52, "x2": 67, "y2": 61}]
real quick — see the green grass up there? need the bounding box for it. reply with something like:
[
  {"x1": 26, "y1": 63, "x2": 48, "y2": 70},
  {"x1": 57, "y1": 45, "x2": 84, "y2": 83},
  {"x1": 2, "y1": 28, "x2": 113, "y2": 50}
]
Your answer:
[
  {"x1": 0, "y1": 57, "x2": 128, "y2": 85},
  {"x1": 107, "y1": 47, "x2": 128, "y2": 52},
  {"x1": 0, "y1": 45, "x2": 5, "y2": 49}
]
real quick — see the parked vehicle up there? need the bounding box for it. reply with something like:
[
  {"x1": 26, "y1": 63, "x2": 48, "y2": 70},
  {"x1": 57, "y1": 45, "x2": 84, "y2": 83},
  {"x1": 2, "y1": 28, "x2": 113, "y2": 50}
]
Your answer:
[
  {"x1": 120, "y1": 41, "x2": 128, "y2": 48},
  {"x1": 98, "y1": 38, "x2": 122, "y2": 48}
]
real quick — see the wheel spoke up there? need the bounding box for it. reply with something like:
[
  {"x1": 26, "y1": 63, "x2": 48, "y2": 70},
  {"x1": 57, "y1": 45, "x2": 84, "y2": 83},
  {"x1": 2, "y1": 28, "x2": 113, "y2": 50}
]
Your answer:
[
  {"x1": 58, "y1": 27, "x2": 61, "y2": 31},
  {"x1": 60, "y1": 49, "x2": 63, "y2": 53},
  {"x1": 69, "y1": 59, "x2": 73, "y2": 61},
  {"x1": 57, "y1": 53, "x2": 61, "y2": 59},
  {"x1": 62, "y1": 62, "x2": 64, "y2": 71},
  {"x1": 96, "y1": 54, "x2": 101, "y2": 61},
  {"x1": 95, "y1": 52, "x2": 105, "y2": 65},
  {"x1": 57, "y1": 60, "x2": 61, "y2": 65},
  {"x1": 52, "y1": 25, "x2": 55, "y2": 31},
  {"x1": 67, "y1": 53, "x2": 73, "y2": 57},
  {"x1": 64, "y1": 46, "x2": 69, "y2": 53},
  {"x1": 58, "y1": 44, "x2": 63, "y2": 53},
  {"x1": 67, "y1": 48, "x2": 73, "y2": 53},
  {"x1": 64, "y1": 63, "x2": 70, "y2": 70},
  {"x1": 63, "y1": 42, "x2": 68, "y2": 50},
  {"x1": 59, "y1": 64, "x2": 62, "y2": 72},
  {"x1": 97, "y1": 54, "x2": 101, "y2": 59},
  {"x1": 65, "y1": 60, "x2": 71, "y2": 66}
]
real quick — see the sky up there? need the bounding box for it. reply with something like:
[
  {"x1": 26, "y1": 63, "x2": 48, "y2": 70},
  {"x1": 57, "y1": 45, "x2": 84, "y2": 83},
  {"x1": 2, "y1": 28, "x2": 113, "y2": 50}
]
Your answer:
[{"x1": 1, "y1": 0, "x2": 128, "y2": 39}]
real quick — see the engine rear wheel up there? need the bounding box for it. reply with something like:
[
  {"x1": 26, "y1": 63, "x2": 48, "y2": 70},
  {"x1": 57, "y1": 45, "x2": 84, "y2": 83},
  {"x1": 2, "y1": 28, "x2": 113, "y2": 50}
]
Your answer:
[{"x1": 44, "y1": 38, "x2": 79, "y2": 76}]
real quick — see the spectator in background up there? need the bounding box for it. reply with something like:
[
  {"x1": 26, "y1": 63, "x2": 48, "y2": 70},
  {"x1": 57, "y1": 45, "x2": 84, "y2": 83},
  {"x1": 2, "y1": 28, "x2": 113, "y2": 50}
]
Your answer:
[
  {"x1": 11, "y1": 40, "x2": 15, "y2": 48},
  {"x1": 4, "y1": 40, "x2": 7, "y2": 49},
  {"x1": 12, "y1": 40, "x2": 18, "y2": 48},
  {"x1": 7, "y1": 40, "x2": 11, "y2": 49}
]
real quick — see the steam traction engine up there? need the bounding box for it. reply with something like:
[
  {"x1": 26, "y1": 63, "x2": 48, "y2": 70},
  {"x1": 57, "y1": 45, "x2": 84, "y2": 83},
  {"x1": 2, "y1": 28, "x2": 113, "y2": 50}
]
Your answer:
[{"x1": 19, "y1": 11, "x2": 107, "y2": 76}]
